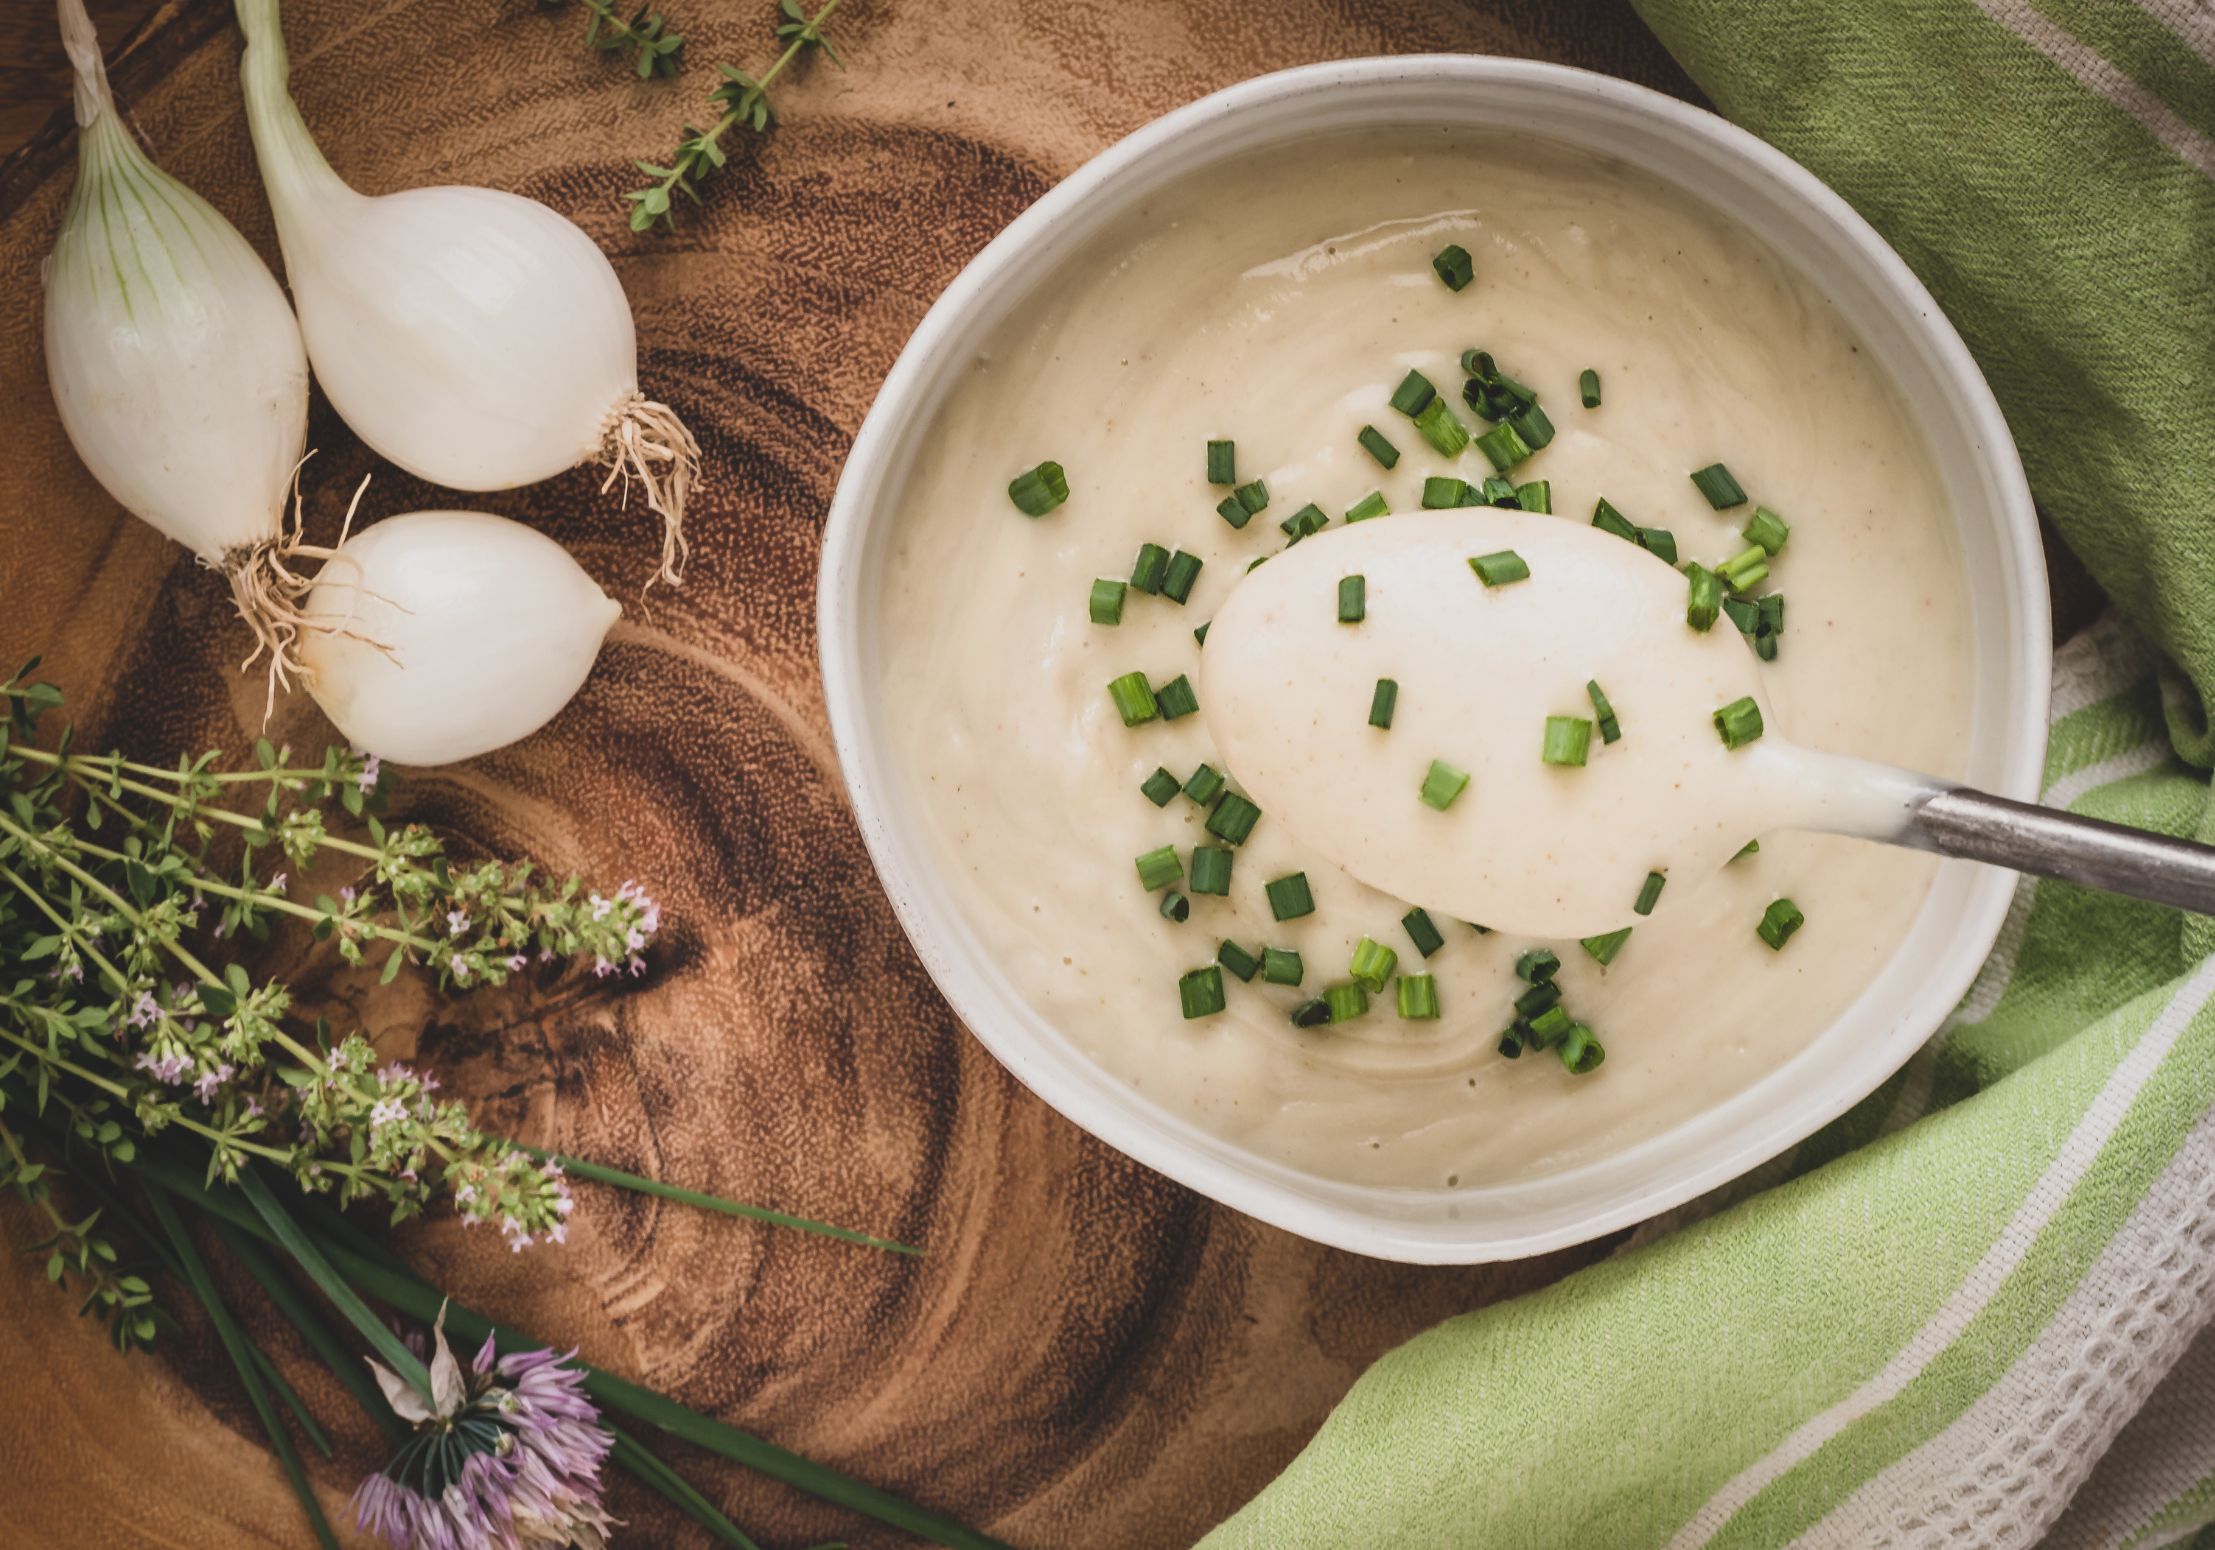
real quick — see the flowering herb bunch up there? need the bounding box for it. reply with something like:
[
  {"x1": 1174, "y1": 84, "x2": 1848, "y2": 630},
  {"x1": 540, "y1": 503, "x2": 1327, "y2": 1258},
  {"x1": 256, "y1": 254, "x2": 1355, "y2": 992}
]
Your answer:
[
  {"x1": 0, "y1": 667, "x2": 655, "y2": 1251},
  {"x1": 0, "y1": 666, "x2": 997, "y2": 1550}
]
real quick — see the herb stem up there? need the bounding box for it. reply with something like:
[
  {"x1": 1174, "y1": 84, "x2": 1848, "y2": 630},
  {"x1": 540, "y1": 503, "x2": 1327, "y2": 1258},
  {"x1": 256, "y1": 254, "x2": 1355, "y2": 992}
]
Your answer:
[{"x1": 638, "y1": 0, "x2": 843, "y2": 217}]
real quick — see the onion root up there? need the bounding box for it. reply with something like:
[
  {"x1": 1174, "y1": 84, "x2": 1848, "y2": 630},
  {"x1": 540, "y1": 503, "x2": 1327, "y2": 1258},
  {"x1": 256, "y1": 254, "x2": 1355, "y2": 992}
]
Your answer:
[{"x1": 596, "y1": 391, "x2": 700, "y2": 593}]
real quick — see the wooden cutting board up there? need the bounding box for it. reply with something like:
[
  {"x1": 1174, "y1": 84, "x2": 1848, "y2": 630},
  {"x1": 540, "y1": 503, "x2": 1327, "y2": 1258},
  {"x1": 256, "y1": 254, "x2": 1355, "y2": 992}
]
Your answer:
[{"x1": 0, "y1": 3, "x2": 1696, "y2": 1545}]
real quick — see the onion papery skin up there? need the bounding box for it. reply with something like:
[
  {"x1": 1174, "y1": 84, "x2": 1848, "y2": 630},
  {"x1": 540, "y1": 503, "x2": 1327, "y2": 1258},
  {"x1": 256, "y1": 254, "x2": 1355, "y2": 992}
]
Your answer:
[
  {"x1": 43, "y1": 112, "x2": 309, "y2": 564},
  {"x1": 299, "y1": 510, "x2": 620, "y2": 767}
]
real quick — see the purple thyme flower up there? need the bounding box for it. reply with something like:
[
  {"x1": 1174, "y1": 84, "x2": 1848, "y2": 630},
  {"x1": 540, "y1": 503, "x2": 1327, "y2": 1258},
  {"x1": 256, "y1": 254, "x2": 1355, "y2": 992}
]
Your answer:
[
  {"x1": 134, "y1": 1049, "x2": 191, "y2": 1085},
  {"x1": 353, "y1": 1307, "x2": 614, "y2": 1550},
  {"x1": 128, "y1": 990, "x2": 160, "y2": 1029},
  {"x1": 267, "y1": 871, "x2": 288, "y2": 896},
  {"x1": 192, "y1": 1062, "x2": 235, "y2": 1104},
  {"x1": 355, "y1": 750, "x2": 382, "y2": 796},
  {"x1": 447, "y1": 909, "x2": 470, "y2": 938}
]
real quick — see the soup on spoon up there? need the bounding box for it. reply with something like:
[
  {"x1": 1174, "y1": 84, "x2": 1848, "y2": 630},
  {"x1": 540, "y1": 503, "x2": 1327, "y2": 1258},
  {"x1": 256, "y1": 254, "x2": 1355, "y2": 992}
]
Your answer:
[{"x1": 1201, "y1": 510, "x2": 1937, "y2": 939}]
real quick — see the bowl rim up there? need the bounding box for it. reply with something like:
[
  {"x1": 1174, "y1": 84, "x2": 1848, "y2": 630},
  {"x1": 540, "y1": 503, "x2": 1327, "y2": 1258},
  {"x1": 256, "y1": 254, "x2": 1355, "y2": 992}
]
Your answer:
[{"x1": 818, "y1": 54, "x2": 2052, "y2": 1261}]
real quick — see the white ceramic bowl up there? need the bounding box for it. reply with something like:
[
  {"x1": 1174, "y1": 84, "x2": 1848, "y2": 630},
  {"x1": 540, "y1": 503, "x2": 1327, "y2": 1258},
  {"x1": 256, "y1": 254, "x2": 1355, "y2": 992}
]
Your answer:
[{"x1": 819, "y1": 57, "x2": 2049, "y2": 1262}]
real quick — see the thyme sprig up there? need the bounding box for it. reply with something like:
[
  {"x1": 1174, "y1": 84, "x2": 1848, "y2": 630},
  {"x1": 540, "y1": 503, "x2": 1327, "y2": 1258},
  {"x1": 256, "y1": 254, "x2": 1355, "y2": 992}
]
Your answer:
[
  {"x1": 625, "y1": 0, "x2": 845, "y2": 232},
  {"x1": 554, "y1": 0, "x2": 686, "y2": 78}
]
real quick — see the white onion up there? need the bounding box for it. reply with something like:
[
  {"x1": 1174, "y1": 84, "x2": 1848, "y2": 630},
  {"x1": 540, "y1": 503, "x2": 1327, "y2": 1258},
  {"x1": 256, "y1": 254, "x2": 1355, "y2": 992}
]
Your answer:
[
  {"x1": 234, "y1": 0, "x2": 700, "y2": 590},
  {"x1": 300, "y1": 511, "x2": 620, "y2": 766},
  {"x1": 42, "y1": 0, "x2": 308, "y2": 578}
]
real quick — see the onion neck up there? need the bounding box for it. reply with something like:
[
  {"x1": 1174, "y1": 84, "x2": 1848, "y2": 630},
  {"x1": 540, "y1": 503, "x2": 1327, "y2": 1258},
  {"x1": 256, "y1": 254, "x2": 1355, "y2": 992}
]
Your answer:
[
  {"x1": 233, "y1": 0, "x2": 353, "y2": 225},
  {"x1": 56, "y1": 0, "x2": 114, "y2": 128}
]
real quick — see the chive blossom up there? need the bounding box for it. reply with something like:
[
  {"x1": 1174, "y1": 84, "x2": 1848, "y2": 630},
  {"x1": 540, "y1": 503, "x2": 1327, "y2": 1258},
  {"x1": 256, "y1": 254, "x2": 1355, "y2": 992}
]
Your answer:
[
  {"x1": 1419, "y1": 759, "x2": 1470, "y2": 811},
  {"x1": 1266, "y1": 872, "x2": 1316, "y2": 921},
  {"x1": 1542, "y1": 716, "x2": 1593, "y2": 767},
  {"x1": 1139, "y1": 767, "x2": 1179, "y2": 807},
  {"x1": 1369, "y1": 678, "x2": 1399, "y2": 730},
  {"x1": 1179, "y1": 965, "x2": 1227, "y2": 1019},
  {"x1": 1008, "y1": 461, "x2": 1068, "y2": 516},
  {"x1": 1357, "y1": 424, "x2": 1400, "y2": 469},
  {"x1": 1338, "y1": 575, "x2": 1367, "y2": 624},
  {"x1": 1107, "y1": 672, "x2": 1158, "y2": 726},
  {"x1": 1758, "y1": 898, "x2": 1805, "y2": 950},
  {"x1": 1713, "y1": 695, "x2": 1764, "y2": 750},
  {"x1": 1468, "y1": 550, "x2": 1530, "y2": 587},
  {"x1": 1691, "y1": 462, "x2": 1749, "y2": 509},
  {"x1": 1089, "y1": 578, "x2": 1126, "y2": 626},
  {"x1": 1432, "y1": 243, "x2": 1475, "y2": 291},
  {"x1": 1402, "y1": 907, "x2": 1444, "y2": 959}
]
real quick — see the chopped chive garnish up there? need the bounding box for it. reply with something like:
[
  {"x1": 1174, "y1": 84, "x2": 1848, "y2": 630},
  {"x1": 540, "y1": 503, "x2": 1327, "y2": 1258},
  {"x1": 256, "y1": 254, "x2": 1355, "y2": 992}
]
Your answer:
[
  {"x1": 1733, "y1": 838, "x2": 1762, "y2": 862},
  {"x1": 1481, "y1": 475, "x2": 1519, "y2": 506},
  {"x1": 1586, "y1": 680, "x2": 1621, "y2": 744},
  {"x1": 1759, "y1": 593, "x2": 1785, "y2": 635},
  {"x1": 1131, "y1": 543, "x2": 1169, "y2": 594},
  {"x1": 1261, "y1": 947, "x2": 1304, "y2": 986},
  {"x1": 1397, "y1": 975, "x2": 1441, "y2": 1020},
  {"x1": 1206, "y1": 439, "x2": 1236, "y2": 485},
  {"x1": 1194, "y1": 621, "x2": 1212, "y2": 647},
  {"x1": 1634, "y1": 871, "x2": 1667, "y2": 916},
  {"x1": 1207, "y1": 792, "x2": 1261, "y2": 845},
  {"x1": 1743, "y1": 506, "x2": 1790, "y2": 555},
  {"x1": 1183, "y1": 763, "x2": 1226, "y2": 805},
  {"x1": 1323, "y1": 982, "x2": 1371, "y2": 1023},
  {"x1": 1722, "y1": 595, "x2": 1760, "y2": 636},
  {"x1": 1422, "y1": 476, "x2": 1471, "y2": 509},
  {"x1": 1559, "y1": 1024, "x2": 1605, "y2": 1074},
  {"x1": 1280, "y1": 503, "x2": 1329, "y2": 541},
  {"x1": 1246, "y1": 556, "x2": 1267, "y2": 573},
  {"x1": 1592, "y1": 498, "x2": 1640, "y2": 544},
  {"x1": 1357, "y1": 424, "x2": 1401, "y2": 469},
  {"x1": 1641, "y1": 527, "x2": 1679, "y2": 565},
  {"x1": 1412, "y1": 398, "x2": 1470, "y2": 458},
  {"x1": 1216, "y1": 495, "x2": 1253, "y2": 529},
  {"x1": 1344, "y1": 490, "x2": 1389, "y2": 523},
  {"x1": 1468, "y1": 550, "x2": 1530, "y2": 588},
  {"x1": 1580, "y1": 927, "x2": 1632, "y2": 966},
  {"x1": 1460, "y1": 351, "x2": 1540, "y2": 420},
  {"x1": 1757, "y1": 898, "x2": 1805, "y2": 950},
  {"x1": 1107, "y1": 672, "x2": 1158, "y2": 726},
  {"x1": 1497, "y1": 1024, "x2": 1526, "y2": 1059},
  {"x1": 1419, "y1": 759, "x2": 1470, "y2": 810},
  {"x1": 1089, "y1": 578, "x2": 1127, "y2": 625},
  {"x1": 1235, "y1": 479, "x2": 1271, "y2": 515},
  {"x1": 1508, "y1": 401, "x2": 1555, "y2": 451},
  {"x1": 1514, "y1": 480, "x2": 1551, "y2": 514},
  {"x1": 1516, "y1": 949, "x2": 1560, "y2": 984},
  {"x1": 1338, "y1": 575, "x2": 1367, "y2": 624},
  {"x1": 1217, "y1": 941, "x2": 1261, "y2": 982},
  {"x1": 1717, "y1": 546, "x2": 1770, "y2": 593},
  {"x1": 1579, "y1": 368, "x2": 1602, "y2": 408},
  {"x1": 1155, "y1": 675, "x2": 1199, "y2": 720},
  {"x1": 1160, "y1": 890, "x2": 1190, "y2": 923},
  {"x1": 1542, "y1": 716, "x2": 1593, "y2": 767},
  {"x1": 1369, "y1": 678, "x2": 1399, "y2": 730},
  {"x1": 1290, "y1": 996, "x2": 1332, "y2": 1028},
  {"x1": 1514, "y1": 979, "x2": 1562, "y2": 1020},
  {"x1": 1752, "y1": 594, "x2": 1784, "y2": 661},
  {"x1": 1432, "y1": 243, "x2": 1475, "y2": 291},
  {"x1": 1135, "y1": 845, "x2": 1181, "y2": 892},
  {"x1": 1008, "y1": 461, "x2": 1068, "y2": 516},
  {"x1": 1162, "y1": 549, "x2": 1204, "y2": 605},
  {"x1": 1691, "y1": 462, "x2": 1749, "y2": 509},
  {"x1": 1349, "y1": 937, "x2": 1398, "y2": 994},
  {"x1": 1526, "y1": 1004, "x2": 1573, "y2": 1048},
  {"x1": 1179, "y1": 965, "x2": 1227, "y2": 1019},
  {"x1": 1713, "y1": 695, "x2": 1764, "y2": 750},
  {"x1": 1266, "y1": 872, "x2": 1315, "y2": 921},
  {"x1": 1402, "y1": 907, "x2": 1444, "y2": 959},
  {"x1": 1685, "y1": 563, "x2": 1722, "y2": 631},
  {"x1": 1474, "y1": 420, "x2": 1532, "y2": 471},
  {"x1": 1189, "y1": 846, "x2": 1232, "y2": 896},
  {"x1": 1139, "y1": 767, "x2": 1179, "y2": 807},
  {"x1": 1388, "y1": 370, "x2": 1438, "y2": 418}
]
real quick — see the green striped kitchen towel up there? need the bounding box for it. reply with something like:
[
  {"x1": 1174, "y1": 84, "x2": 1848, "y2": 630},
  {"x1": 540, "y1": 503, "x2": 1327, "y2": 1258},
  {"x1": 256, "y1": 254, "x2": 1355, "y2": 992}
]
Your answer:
[{"x1": 1203, "y1": 5, "x2": 2215, "y2": 1547}]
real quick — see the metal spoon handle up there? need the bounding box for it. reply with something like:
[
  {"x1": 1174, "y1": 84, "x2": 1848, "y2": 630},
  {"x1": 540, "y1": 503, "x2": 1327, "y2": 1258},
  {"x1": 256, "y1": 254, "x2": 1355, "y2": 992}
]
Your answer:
[{"x1": 1907, "y1": 787, "x2": 2215, "y2": 916}]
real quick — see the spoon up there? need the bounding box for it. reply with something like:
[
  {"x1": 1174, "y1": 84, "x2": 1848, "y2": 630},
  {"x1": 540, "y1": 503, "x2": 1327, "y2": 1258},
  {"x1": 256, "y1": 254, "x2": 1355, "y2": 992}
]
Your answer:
[{"x1": 1199, "y1": 510, "x2": 2215, "y2": 938}]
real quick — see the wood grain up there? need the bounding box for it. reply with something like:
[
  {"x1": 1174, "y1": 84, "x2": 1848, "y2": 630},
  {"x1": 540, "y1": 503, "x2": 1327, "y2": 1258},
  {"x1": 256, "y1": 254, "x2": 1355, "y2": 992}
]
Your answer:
[{"x1": 0, "y1": 4, "x2": 1696, "y2": 1547}]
